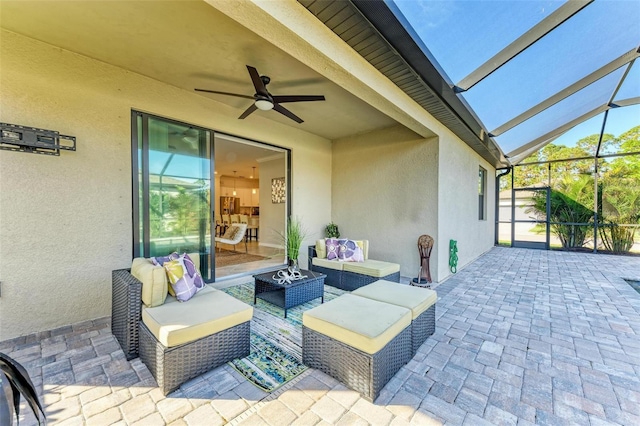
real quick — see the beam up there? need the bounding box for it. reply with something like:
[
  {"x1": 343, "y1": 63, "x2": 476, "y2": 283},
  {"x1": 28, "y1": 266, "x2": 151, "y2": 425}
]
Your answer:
[
  {"x1": 506, "y1": 96, "x2": 640, "y2": 163},
  {"x1": 506, "y1": 104, "x2": 608, "y2": 159},
  {"x1": 491, "y1": 48, "x2": 640, "y2": 137},
  {"x1": 610, "y1": 97, "x2": 640, "y2": 108},
  {"x1": 455, "y1": 0, "x2": 593, "y2": 92}
]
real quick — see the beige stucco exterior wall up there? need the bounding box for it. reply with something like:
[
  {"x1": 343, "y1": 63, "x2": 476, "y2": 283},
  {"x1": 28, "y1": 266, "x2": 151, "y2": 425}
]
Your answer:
[
  {"x1": 331, "y1": 126, "x2": 440, "y2": 280},
  {"x1": 437, "y1": 132, "x2": 496, "y2": 281},
  {"x1": 0, "y1": 31, "x2": 332, "y2": 340}
]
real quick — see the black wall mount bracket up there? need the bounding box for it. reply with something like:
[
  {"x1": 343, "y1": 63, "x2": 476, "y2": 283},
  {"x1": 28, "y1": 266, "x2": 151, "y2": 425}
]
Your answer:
[{"x1": 0, "y1": 122, "x2": 76, "y2": 156}]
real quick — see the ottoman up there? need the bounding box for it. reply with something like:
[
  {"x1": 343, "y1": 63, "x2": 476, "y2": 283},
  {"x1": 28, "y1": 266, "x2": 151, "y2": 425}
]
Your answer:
[
  {"x1": 352, "y1": 280, "x2": 437, "y2": 356},
  {"x1": 302, "y1": 294, "x2": 412, "y2": 401}
]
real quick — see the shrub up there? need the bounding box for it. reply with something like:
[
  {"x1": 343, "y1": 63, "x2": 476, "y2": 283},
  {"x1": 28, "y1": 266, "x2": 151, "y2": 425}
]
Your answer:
[{"x1": 325, "y1": 222, "x2": 340, "y2": 238}]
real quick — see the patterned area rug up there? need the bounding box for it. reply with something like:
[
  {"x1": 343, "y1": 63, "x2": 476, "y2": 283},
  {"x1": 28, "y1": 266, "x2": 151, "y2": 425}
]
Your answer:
[
  {"x1": 215, "y1": 249, "x2": 267, "y2": 267},
  {"x1": 222, "y1": 282, "x2": 345, "y2": 392}
]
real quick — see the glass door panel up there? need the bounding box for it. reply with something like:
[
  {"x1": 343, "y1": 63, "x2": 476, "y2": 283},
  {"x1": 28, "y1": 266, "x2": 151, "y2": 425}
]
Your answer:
[{"x1": 133, "y1": 113, "x2": 213, "y2": 281}]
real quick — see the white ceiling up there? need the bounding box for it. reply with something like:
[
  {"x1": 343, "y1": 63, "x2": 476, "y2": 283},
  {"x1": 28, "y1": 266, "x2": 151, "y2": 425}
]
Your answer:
[{"x1": 0, "y1": 0, "x2": 398, "y2": 141}]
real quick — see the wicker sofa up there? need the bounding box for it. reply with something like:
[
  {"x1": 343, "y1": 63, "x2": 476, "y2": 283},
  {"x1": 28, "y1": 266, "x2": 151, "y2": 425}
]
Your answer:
[
  {"x1": 111, "y1": 254, "x2": 253, "y2": 395},
  {"x1": 308, "y1": 239, "x2": 401, "y2": 291}
]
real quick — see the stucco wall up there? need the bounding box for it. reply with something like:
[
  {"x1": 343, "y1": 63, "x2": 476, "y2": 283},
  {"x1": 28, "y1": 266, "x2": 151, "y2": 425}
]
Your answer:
[
  {"x1": 437, "y1": 132, "x2": 496, "y2": 280},
  {"x1": 0, "y1": 31, "x2": 332, "y2": 340},
  {"x1": 258, "y1": 157, "x2": 287, "y2": 249},
  {"x1": 331, "y1": 126, "x2": 439, "y2": 280}
]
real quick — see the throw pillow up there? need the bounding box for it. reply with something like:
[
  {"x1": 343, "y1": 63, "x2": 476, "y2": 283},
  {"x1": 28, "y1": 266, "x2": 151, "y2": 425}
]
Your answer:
[
  {"x1": 163, "y1": 253, "x2": 205, "y2": 302},
  {"x1": 150, "y1": 252, "x2": 180, "y2": 296},
  {"x1": 151, "y1": 252, "x2": 179, "y2": 266},
  {"x1": 337, "y1": 239, "x2": 364, "y2": 262},
  {"x1": 222, "y1": 225, "x2": 240, "y2": 240},
  {"x1": 325, "y1": 238, "x2": 340, "y2": 260}
]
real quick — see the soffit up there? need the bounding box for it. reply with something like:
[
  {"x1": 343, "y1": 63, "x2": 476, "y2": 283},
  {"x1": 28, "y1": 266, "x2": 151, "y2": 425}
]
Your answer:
[
  {"x1": 298, "y1": 0, "x2": 507, "y2": 168},
  {"x1": 0, "y1": 0, "x2": 397, "y2": 141}
]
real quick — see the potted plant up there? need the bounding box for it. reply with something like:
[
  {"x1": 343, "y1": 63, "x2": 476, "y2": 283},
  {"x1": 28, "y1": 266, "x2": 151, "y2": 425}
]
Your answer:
[
  {"x1": 325, "y1": 222, "x2": 340, "y2": 238},
  {"x1": 278, "y1": 216, "x2": 307, "y2": 272}
]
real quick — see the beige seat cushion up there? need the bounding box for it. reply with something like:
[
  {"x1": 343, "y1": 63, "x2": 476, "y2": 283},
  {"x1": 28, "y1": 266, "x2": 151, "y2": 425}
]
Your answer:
[
  {"x1": 131, "y1": 258, "x2": 168, "y2": 308},
  {"x1": 341, "y1": 259, "x2": 400, "y2": 277},
  {"x1": 352, "y1": 280, "x2": 437, "y2": 319},
  {"x1": 303, "y1": 294, "x2": 411, "y2": 354},
  {"x1": 142, "y1": 286, "x2": 253, "y2": 348},
  {"x1": 312, "y1": 257, "x2": 344, "y2": 271}
]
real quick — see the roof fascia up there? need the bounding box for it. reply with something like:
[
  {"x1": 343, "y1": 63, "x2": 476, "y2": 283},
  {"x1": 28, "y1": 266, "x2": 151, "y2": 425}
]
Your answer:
[{"x1": 351, "y1": 0, "x2": 506, "y2": 166}]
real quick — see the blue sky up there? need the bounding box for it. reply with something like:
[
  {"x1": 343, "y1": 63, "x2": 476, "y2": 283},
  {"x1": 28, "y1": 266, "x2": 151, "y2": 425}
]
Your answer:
[{"x1": 391, "y1": 0, "x2": 640, "y2": 153}]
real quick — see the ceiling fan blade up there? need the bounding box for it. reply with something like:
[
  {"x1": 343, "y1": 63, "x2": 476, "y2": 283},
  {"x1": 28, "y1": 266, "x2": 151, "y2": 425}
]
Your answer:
[
  {"x1": 246, "y1": 65, "x2": 268, "y2": 96},
  {"x1": 194, "y1": 88, "x2": 254, "y2": 100},
  {"x1": 272, "y1": 95, "x2": 325, "y2": 104},
  {"x1": 273, "y1": 103, "x2": 303, "y2": 123},
  {"x1": 239, "y1": 103, "x2": 258, "y2": 120}
]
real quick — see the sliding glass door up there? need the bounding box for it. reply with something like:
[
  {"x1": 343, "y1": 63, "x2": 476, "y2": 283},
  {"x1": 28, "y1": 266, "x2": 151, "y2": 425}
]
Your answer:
[{"x1": 132, "y1": 112, "x2": 213, "y2": 280}]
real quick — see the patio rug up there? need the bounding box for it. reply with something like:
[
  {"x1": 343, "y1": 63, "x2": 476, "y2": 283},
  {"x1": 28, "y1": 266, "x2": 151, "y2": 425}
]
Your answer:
[
  {"x1": 221, "y1": 282, "x2": 345, "y2": 392},
  {"x1": 215, "y1": 249, "x2": 267, "y2": 268}
]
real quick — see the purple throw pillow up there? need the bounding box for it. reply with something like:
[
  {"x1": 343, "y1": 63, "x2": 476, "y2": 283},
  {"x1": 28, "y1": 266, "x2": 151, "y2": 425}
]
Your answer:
[
  {"x1": 151, "y1": 252, "x2": 179, "y2": 266},
  {"x1": 338, "y1": 239, "x2": 364, "y2": 262},
  {"x1": 326, "y1": 238, "x2": 340, "y2": 260},
  {"x1": 163, "y1": 253, "x2": 205, "y2": 302}
]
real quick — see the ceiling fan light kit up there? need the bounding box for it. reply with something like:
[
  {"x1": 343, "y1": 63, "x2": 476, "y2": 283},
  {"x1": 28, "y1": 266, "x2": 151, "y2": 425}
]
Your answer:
[
  {"x1": 255, "y1": 99, "x2": 274, "y2": 111},
  {"x1": 195, "y1": 65, "x2": 325, "y2": 123}
]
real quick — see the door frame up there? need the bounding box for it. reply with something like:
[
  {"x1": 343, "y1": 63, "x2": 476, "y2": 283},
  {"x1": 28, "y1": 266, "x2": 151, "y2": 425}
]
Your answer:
[{"x1": 511, "y1": 187, "x2": 551, "y2": 250}]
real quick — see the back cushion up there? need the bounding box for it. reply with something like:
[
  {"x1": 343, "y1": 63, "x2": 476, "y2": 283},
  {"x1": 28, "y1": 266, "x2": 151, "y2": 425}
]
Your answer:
[
  {"x1": 131, "y1": 258, "x2": 168, "y2": 307},
  {"x1": 315, "y1": 239, "x2": 327, "y2": 259},
  {"x1": 355, "y1": 240, "x2": 369, "y2": 260}
]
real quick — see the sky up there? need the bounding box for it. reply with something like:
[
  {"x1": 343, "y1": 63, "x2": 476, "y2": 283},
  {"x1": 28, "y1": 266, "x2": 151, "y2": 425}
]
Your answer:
[{"x1": 391, "y1": 0, "x2": 640, "y2": 154}]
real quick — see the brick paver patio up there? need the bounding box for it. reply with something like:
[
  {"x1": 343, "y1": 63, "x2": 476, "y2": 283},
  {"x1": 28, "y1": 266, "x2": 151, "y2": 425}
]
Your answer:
[{"x1": 2, "y1": 247, "x2": 639, "y2": 425}]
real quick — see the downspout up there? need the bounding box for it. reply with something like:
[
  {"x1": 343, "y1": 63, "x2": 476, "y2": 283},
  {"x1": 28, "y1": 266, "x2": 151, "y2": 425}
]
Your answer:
[{"x1": 495, "y1": 167, "x2": 512, "y2": 245}]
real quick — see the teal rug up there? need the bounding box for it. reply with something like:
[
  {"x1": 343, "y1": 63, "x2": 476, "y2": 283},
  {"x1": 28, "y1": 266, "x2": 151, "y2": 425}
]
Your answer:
[{"x1": 222, "y1": 282, "x2": 345, "y2": 392}]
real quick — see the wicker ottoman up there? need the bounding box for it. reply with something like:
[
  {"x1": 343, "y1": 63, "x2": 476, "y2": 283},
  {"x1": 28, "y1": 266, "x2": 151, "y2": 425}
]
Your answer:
[
  {"x1": 352, "y1": 280, "x2": 437, "y2": 356},
  {"x1": 302, "y1": 294, "x2": 412, "y2": 401}
]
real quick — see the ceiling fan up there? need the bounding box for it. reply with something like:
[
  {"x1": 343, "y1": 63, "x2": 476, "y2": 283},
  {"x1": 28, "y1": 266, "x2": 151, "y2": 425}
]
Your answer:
[
  {"x1": 195, "y1": 65, "x2": 325, "y2": 123},
  {"x1": 168, "y1": 126, "x2": 199, "y2": 147}
]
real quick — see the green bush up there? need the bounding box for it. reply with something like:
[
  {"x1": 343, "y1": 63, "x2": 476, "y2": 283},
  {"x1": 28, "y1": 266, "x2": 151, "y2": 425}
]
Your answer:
[
  {"x1": 599, "y1": 222, "x2": 637, "y2": 253},
  {"x1": 530, "y1": 189, "x2": 594, "y2": 249},
  {"x1": 325, "y1": 222, "x2": 340, "y2": 238}
]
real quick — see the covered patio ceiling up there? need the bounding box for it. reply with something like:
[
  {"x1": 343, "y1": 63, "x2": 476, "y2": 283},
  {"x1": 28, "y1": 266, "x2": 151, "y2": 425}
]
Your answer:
[{"x1": 0, "y1": 0, "x2": 400, "y2": 142}]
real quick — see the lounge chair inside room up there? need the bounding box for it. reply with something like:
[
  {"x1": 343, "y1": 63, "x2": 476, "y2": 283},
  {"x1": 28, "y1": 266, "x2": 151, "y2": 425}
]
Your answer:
[{"x1": 215, "y1": 222, "x2": 248, "y2": 253}]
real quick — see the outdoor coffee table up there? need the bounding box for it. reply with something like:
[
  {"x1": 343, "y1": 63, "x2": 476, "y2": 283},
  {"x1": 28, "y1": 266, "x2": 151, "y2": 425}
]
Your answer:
[{"x1": 253, "y1": 269, "x2": 326, "y2": 318}]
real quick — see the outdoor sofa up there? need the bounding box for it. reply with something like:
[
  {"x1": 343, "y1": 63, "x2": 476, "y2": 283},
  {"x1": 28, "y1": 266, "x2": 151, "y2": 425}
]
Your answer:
[
  {"x1": 111, "y1": 253, "x2": 253, "y2": 395},
  {"x1": 308, "y1": 239, "x2": 401, "y2": 291}
]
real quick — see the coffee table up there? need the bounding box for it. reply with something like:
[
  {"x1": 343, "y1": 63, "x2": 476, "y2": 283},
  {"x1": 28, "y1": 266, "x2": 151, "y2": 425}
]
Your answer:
[{"x1": 253, "y1": 269, "x2": 326, "y2": 318}]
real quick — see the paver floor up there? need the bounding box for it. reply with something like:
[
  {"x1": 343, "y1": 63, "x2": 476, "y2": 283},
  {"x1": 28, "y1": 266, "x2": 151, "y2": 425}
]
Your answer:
[{"x1": 2, "y1": 247, "x2": 639, "y2": 425}]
